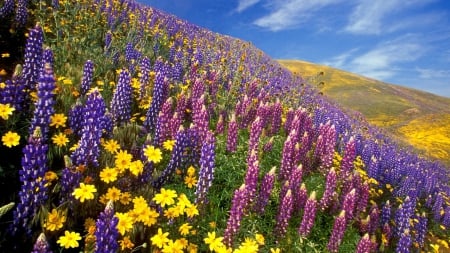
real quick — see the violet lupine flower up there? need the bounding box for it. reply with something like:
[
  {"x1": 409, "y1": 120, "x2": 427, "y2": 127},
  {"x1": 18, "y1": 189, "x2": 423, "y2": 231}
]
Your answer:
[
  {"x1": 224, "y1": 184, "x2": 247, "y2": 247},
  {"x1": 104, "y1": 31, "x2": 112, "y2": 53},
  {"x1": 42, "y1": 48, "x2": 54, "y2": 69},
  {"x1": 319, "y1": 167, "x2": 337, "y2": 211},
  {"x1": 152, "y1": 126, "x2": 188, "y2": 189},
  {"x1": 15, "y1": 0, "x2": 28, "y2": 27},
  {"x1": 327, "y1": 210, "x2": 347, "y2": 253},
  {"x1": 80, "y1": 60, "x2": 94, "y2": 96},
  {"x1": 368, "y1": 204, "x2": 380, "y2": 234},
  {"x1": 263, "y1": 136, "x2": 275, "y2": 152},
  {"x1": 356, "y1": 182, "x2": 370, "y2": 215},
  {"x1": 396, "y1": 229, "x2": 412, "y2": 253},
  {"x1": 279, "y1": 131, "x2": 296, "y2": 182},
  {"x1": 31, "y1": 233, "x2": 52, "y2": 253},
  {"x1": 29, "y1": 63, "x2": 55, "y2": 139},
  {"x1": 340, "y1": 137, "x2": 356, "y2": 180},
  {"x1": 68, "y1": 100, "x2": 85, "y2": 137},
  {"x1": 95, "y1": 201, "x2": 119, "y2": 253},
  {"x1": 110, "y1": 69, "x2": 132, "y2": 126},
  {"x1": 0, "y1": 65, "x2": 26, "y2": 110},
  {"x1": 274, "y1": 189, "x2": 294, "y2": 242},
  {"x1": 144, "y1": 59, "x2": 169, "y2": 133},
  {"x1": 243, "y1": 149, "x2": 260, "y2": 207},
  {"x1": 358, "y1": 215, "x2": 370, "y2": 234},
  {"x1": 295, "y1": 183, "x2": 309, "y2": 211},
  {"x1": 432, "y1": 193, "x2": 443, "y2": 222},
  {"x1": 215, "y1": 113, "x2": 225, "y2": 134},
  {"x1": 413, "y1": 212, "x2": 427, "y2": 248},
  {"x1": 269, "y1": 98, "x2": 282, "y2": 135},
  {"x1": 59, "y1": 156, "x2": 82, "y2": 204},
  {"x1": 226, "y1": 113, "x2": 238, "y2": 153},
  {"x1": 139, "y1": 57, "x2": 151, "y2": 100},
  {"x1": 355, "y1": 233, "x2": 372, "y2": 253},
  {"x1": 0, "y1": 0, "x2": 14, "y2": 18},
  {"x1": 342, "y1": 188, "x2": 356, "y2": 224},
  {"x1": 193, "y1": 103, "x2": 209, "y2": 143},
  {"x1": 314, "y1": 122, "x2": 336, "y2": 171},
  {"x1": 254, "y1": 167, "x2": 276, "y2": 214},
  {"x1": 283, "y1": 108, "x2": 294, "y2": 132},
  {"x1": 195, "y1": 132, "x2": 216, "y2": 205},
  {"x1": 248, "y1": 116, "x2": 263, "y2": 151},
  {"x1": 153, "y1": 98, "x2": 173, "y2": 146},
  {"x1": 71, "y1": 88, "x2": 106, "y2": 168},
  {"x1": 21, "y1": 23, "x2": 43, "y2": 95},
  {"x1": 298, "y1": 191, "x2": 318, "y2": 237},
  {"x1": 381, "y1": 200, "x2": 392, "y2": 226},
  {"x1": 11, "y1": 127, "x2": 49, "y2": 235},
  {"x1": 394, "y1": 196, "x2": 414, "y2": 237}
]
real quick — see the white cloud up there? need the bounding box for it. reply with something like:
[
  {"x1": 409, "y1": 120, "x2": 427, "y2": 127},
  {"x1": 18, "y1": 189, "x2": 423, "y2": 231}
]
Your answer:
[
  {"x1": 252, "y1": 0, "x2": 342, "y2": 31},
  {"x1": 235, "y1": 0, "x2": 261, "y2": 13},
  {"x1": 324, "y1": 36, "x2": 424, "y2": 80},
  {"x1": 416, "y1": 68, "x2": 450, "y2": 79},
  {"x1": 345, "y1": 0, "x2": 437, "y2": 35}
]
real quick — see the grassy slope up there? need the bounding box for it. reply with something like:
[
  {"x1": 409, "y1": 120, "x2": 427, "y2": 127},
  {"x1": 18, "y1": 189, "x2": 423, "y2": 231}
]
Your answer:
[{"x1": 278, "y1": 59, "x2": 450, "y2": 165}]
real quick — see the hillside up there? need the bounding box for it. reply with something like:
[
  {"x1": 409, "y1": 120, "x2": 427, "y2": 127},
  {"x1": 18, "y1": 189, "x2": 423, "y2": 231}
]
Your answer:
[
  {"x1": 278, "y1": 59, "x2": 450, "y2": 165},
  {"x1": 0, "y1": 1, "x2": 449, "y2": 252}
]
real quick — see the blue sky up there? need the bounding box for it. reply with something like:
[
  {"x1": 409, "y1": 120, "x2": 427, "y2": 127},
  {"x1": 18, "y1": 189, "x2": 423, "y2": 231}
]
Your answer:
[{"x1": 141, "y1": 0, "x2": 450, "y2": 97}]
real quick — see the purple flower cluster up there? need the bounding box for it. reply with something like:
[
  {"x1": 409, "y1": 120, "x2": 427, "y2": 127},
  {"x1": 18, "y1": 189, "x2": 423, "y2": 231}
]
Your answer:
[
  {"x1": 80, "y1": 60, "x2": 94, "y2": 96},
  {"x1": 110, "y1": 69, "x2": 132, "y2": 125},
  {"x1": 95, "y1": 201, "x2": 119, "y2": 253},
  {"x1": 254, "y1": 167, "x2": 276, "y2": 214},
  {"x1": 195, "y1": 132, "x2": 216, "y2": 205},
  {"x1": 31, "y1": 233, "x2": 52, "y2": 253},
  {"x1": 11, "y1": 127, "x2": 49, "y2": 235},
  {"x1": 223, "y1": 184, "x2": 247, "y2": 247}
]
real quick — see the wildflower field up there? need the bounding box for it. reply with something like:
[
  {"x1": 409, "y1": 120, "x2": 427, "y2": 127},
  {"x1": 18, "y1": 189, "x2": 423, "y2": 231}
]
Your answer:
[{"x1": 0, "y1": 0, "x2": 449, "y2": 252}]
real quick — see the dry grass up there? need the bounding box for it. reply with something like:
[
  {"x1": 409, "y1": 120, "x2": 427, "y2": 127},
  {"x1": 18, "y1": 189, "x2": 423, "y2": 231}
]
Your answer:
[{"x1": 278, "y1": 59, "x2": 450, "y2": 166}]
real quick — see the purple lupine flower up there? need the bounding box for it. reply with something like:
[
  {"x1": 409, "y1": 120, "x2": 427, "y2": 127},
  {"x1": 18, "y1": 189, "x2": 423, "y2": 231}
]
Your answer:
[
  {"x1": 413, "y1": 212, "x2": 427, "y2": 248},
  {"x1": 71, "y1": 88, "x2": 106, "y2": 167},
  {"x1": 432, "y1": 193, "x2": 443, "y2": 222},
  {"x1": 279, "y1": 131, "x2": 296, "y2": 182},
  {"x1": 31, "y1": 233, "x2": 52, "y2": 253},
  {"x1": 224, "y1": 184, "x2": 247, "y2": 247},
  {"x1": 254, "y1": 167, "x2": 276, "y2": 214},
  {"x1": 342, "y1": 188, "x2": 356, "y2": 223},
  {"x1": 327, "y1": 210, "x2": 347, "y2": 253},
  {"x1": 283, "y1": 108, "x2": 294, "y2": 132},
  {"x1": 340, "y1": 137, "x2": 356, "y2": 180},
  {"x1": 137, "y1": 135, "x2": 155, "y2": 184},
  {"x1": 226, "y1": 113, "x2": 238, "y2": 153},
  {"x1": 269, "y1": 98, "x2": 282, "y2": 135},
  {"x1": 144, "y1": 59, "x2": 169, "y2": 132},
  {"x1": 29, "y1": 63, "x2": 55, "y2": 139},
  {"x1": 319, "y1": 167, "x2": 337, "y2": 211},
  {"x1": 382, "y1": 222, "x2": 392, "y2": 247},
  {"x1": 396, "y1": 229, "x2": 412, "y2": 253},
  {"x1": 104, "y1": 31, "x2": 112, "y2": 53},
  {"x1": 275, "y1": 189, "x2": 294, "y2": 242},
  {"x1": 295, "y1": 183, "x2": 308, "y2": 211},
  {"x1": 355, "y1": 233, "x2": 372, "y2": 253},
  {"x1": 11, "y1": 127, "x2": 49, "y2": 235},
  {"x1": 298, "y1": 191, "x2": 318, "y2": 237},
  {"x1": 15, "y1": 0, "x2": 28, "y2": 27},
  {"x1": 21, "y1": 23, "x2": 43, "y2": 96},
  {"x1": 0, "y1": 0, "x2": 14, "y2": 18},
  {"x1": 193, "y1": 102, "x2": 209, "y2": 143},
  {"x1": 0, "y1": 65, "x2": 26, "y2": 111},
  {"x1": 358, "y1": 215, "x2": 370, "y2": 234},
  {"x1": 243, "y1": 149, "x2": 260, "y2": 208},
  {"x1": 368, "y1": 204, "x2": 380, "y2": 234},
  {"x1": 248, "y1": 116, "x2": 263, "y2": 151},
  {"x1": 356, "y1": 182, "x2": 370, "y2": 215},
  {"x1": 314, "y1": 122, "x2": 336, "y2": 171},
  {"x1": 215, "y1": 113, "x2": 225, "y2": 134},
  {"x1": 152, "y1": 126, "x2": 188, "y2": 189},
  {"x1": 195, "y1": 132, "x2": 216, "y2": 205},
  {"x1": 153, "y1": 98, "x2": 173, "y2": 146},
  {"x1": 42, "y1": 48, "x2": 54, "y2": 69},
  {"x1": 263, "y1": 136, "x2": 274, "y2": 152},
  {"x1": 80, "y1": 60, "x2": 94, "y2": 96},
  {"x1": 68, "y1": 100, "x2": 84, "y2": 137},
  {"x1": 95, "y1": 201, "x2": 119, "y2": 253},
  {"x1": 394, "y1": 196, "x2": 414, "y2": 237},
  {"x1": 59, "y1": 156, "x2": 82, "y2": 205},
  {"x1": 381, "y1": 200, "x2": 392, "y2": 226},
  {"x1": 139, "y1": 57, "x2": 151, "y2": 100},
  {"x1": 110, "y1": 69, "x2": 132, "y2": 125}
]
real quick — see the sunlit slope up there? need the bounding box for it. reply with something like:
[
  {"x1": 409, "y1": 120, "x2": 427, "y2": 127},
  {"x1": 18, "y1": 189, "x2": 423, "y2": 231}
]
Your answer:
[{"x1": 278, "y1": 59, "x2": 450, "y2": 164}]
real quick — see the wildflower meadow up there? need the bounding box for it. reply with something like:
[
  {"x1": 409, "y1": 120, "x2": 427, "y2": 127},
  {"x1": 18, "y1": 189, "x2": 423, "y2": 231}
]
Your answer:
[{"x1": 0, "y1": 0, "x2": 449, "y2": 252}]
